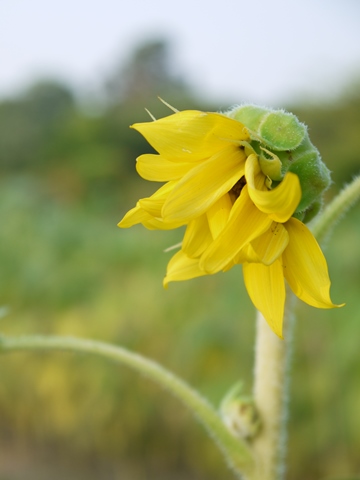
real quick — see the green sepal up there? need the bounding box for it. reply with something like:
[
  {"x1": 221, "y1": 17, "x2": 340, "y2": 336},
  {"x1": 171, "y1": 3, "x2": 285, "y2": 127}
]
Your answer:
[
  {"x1": 290, "y1": 154, "x2": 331, "y2": 212},
  {"x1": 292, "y1": 210, "x2": 305, "y2": 221},
  {"x1": 292, "y1": 199, "x2": 322, "y2": 223},
  {"x1": 302, "y1": 199, "x2": 323, "y2": 223},
  {"x1": 277, "y1": 136, "x2": 331, "y2": 213},
  {"x1": 231, "y1": 105, "x2": 269, "y2": 136},
  {"x1": 230, "y1": 104, "x2": 306, "y2": 151}
]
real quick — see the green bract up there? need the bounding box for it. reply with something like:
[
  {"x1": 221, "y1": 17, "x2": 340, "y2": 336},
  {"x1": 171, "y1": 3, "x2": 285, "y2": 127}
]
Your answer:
[{"x1": 229, "y1": 105, "x2": 331, "y2": 221}]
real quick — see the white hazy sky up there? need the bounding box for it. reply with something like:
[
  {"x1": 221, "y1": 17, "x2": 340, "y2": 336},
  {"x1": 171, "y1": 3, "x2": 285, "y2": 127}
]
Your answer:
[{"x1": 1, "y1": 0, "x2": 360, "y2": 106}]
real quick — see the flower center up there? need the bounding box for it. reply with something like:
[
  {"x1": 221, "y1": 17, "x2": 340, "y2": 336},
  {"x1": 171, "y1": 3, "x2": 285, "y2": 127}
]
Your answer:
[{"x1": 230, "y1": 176, "x2": 247, "y2": 199}]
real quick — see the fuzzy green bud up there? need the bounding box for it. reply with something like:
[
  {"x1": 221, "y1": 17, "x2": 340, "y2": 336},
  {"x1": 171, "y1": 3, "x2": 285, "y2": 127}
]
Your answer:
[
  {"x1": 229, "y1": 105, "x2": 332, "y2": 222},
  {"x1": 220, "y1": 382, "x2": 261, "y2": 440}
]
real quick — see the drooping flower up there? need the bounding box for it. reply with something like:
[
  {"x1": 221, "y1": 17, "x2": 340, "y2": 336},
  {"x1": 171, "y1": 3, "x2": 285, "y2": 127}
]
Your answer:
[{"x1": 119, "y1": 105, "x2": 343, "y2": 337}]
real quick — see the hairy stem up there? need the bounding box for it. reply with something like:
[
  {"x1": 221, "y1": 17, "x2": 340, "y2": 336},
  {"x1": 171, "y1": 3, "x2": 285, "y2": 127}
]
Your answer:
[
  {"x1": 312, "y1": 175, "x2": 360, "y2": 243},
  {"x1": 251, "y1": 298, "x2": 295, "y2": 480},
  {"x1": 0, "y1": 334, "x2": 254, "y2": 478}
]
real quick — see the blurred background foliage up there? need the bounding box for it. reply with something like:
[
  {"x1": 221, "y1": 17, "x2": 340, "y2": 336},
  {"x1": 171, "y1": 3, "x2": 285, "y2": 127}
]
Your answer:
[{"x1": 0, "y1": 38, "x2": 359, "y2": 480}]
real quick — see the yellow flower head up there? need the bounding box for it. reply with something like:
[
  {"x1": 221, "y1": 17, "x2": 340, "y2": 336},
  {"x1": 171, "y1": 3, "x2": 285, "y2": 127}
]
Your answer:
[{"x1": 119, "y1": 105, "x2": 343, "y2": 337}]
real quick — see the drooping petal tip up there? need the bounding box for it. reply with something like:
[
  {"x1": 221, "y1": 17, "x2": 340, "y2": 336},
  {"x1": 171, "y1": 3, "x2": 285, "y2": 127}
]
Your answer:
[
  {"x1": 283, "y1": 218, "x2": 345, "y2": 310},
  {"x1": 163, "y1": 250, "x2": 207, "y2": 288},
  {"x1": 243, "y1": 260, "x2": 285, "y2": 338}
]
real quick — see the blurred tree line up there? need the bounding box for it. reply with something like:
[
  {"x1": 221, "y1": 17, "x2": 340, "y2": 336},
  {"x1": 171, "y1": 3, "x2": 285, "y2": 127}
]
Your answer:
[
  {"x1": 1, "y1": 37, "x2": 358, "y2": 211},
  {"x1": 0, "y1": 39, "x2": 220, "y2": 212}
]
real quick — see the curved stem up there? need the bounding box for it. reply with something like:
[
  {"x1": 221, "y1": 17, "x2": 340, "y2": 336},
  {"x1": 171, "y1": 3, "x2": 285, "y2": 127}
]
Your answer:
[
  {"x1": 312, "y1": 175, "x2": 360, "y2": 243},
  {"x1": 0, "y1": 334, "x2": 254, "y2": 479},
  {"x1": 251, "y1": 295, "x2": 295, "y2": 480}
]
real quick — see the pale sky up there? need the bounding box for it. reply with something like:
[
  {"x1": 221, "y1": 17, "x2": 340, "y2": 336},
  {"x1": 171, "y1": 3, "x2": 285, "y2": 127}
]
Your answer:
[{"x1": 1, "y1": 0, "x2": 360, "y2": 106}]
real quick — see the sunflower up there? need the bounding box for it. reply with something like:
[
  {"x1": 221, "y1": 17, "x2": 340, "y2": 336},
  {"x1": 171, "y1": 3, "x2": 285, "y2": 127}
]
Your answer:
[{"x1": 119, "y1": 107, "x2": 342, "y2": 337}]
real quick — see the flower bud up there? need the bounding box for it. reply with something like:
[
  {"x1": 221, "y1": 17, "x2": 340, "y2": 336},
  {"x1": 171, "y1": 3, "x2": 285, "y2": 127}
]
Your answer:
[{"x1": 220, "y1": 382, "x2": 261, "y2": 440}]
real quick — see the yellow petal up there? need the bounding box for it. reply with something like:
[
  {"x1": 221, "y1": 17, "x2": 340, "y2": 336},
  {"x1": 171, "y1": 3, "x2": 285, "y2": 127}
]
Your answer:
[
  {"x1": 136, "y1": 154, "x2": 195, "y2": 181},
  {"x1": 206, "y1": 194, "x2": 233, "y2": 239},
  {"x1": 118, "y1": 203, "x2": 184, "y2": 230},
  {"x1": 249, "y1": 222, "x2": 289, "y2": 265},
  {"x1": 283, "y1": 217, "x2": 344, "y2": 309},
  {"x1": 221, "y1": 245, "x2": 253, "y2": 271},
  {"x1": 163, "y1": 250, "x2": 207, "y2": 287},
  {"x1": 131, "y1": 111, "x2": 249, "y2": 161},
  {"x1": 245, "y1": 154, "x2": 266, "y2": 189},
  {"x1": 143, "y1": 217, "x2": 186, "y2": 230},
  {"x1": 246, "y1": 154, "x2": 301, "y2": 223},
  {"x1": 118, "y1": 202, "x2": 149, "y2": 228},
  {"x1": 199, "y1": 186, "x2": 273, "y2": 273},
  {"x1": 182, "y1": 215, "x2": 212, "y2": 258},
  {"x1": 243, "y1": 259, "x2": 285, "y2": 337},
  {"x1": 162, "y1": 145, "x2": 246, "y2": 222},
  {"x1": 118, "y1": 190, "x2": 185, "y2": 230},
  {"x1": 234, "y1": 244, "x2": 259, "y2": 264},
  {"x1": 138, "y1": 181, "x2": 176, "y2": 217}
]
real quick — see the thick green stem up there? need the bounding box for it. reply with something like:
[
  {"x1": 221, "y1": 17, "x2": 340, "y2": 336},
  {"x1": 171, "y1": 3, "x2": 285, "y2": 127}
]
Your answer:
[
  {"x1": 0, "y1": 334, "x2": 254, "y2": 479},
  {"x1": 312, "y1": 175, "x2": 360, "y2": 243},
  {"x1": 251, "y1": 297, "x2": 295, "y2": 480}
]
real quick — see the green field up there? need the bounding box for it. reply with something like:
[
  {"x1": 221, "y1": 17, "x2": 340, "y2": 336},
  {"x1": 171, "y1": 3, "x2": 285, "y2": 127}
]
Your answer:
[{"x1": 0, "y1": 173, "x2": 359, "y2": 480}]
